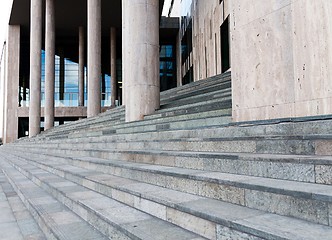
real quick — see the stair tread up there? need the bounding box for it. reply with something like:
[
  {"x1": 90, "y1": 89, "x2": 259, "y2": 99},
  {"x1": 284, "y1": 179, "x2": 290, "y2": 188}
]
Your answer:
[
  {"x1": 0, "y1": 171, "x2": 47, "y2": 240},
  {"x1": 5, "y1": 148, "x2": 332, "y2": 203},
  {"x1": 0, "y1": 153, "x2": 206, "y2": 240},
  {"x1": 2, "y1": 150, "x2": 332, "y2": 240},
  {"x1": 0, "y1": 161, "x2": 109, "y2": 240}
]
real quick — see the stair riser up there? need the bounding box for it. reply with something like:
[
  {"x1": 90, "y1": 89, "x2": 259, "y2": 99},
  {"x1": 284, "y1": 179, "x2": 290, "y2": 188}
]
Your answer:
[
  {"x1": 161, "y1": 87, "x2": 231, "y2": 108},
  {"x1": 16, "y1": 135, "x2": 331, "y2": 155},
  {"x1": 11, "y1": 145, "x2": 332, "y2": 185},
  {"x1": 2, "y1": 170, "x2": 62, "y2": 240},
  {"x1": 6, "y1": 148, "x2": 331, "y2": 226},
  {"x1": 5, "y1": 156, "x2": 205, "y2": 240},
  {"x1": 8, "y1": 155, "x2": 218, "y2": 239},
  {"x1": 6, "y1": 164, "x2": 135, "y2": 240}
]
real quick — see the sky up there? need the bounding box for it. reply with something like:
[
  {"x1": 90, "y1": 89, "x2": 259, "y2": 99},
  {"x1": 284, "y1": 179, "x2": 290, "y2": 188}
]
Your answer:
[{"x1": 0, "y1": 0, "x2": 12, "y2": 43}]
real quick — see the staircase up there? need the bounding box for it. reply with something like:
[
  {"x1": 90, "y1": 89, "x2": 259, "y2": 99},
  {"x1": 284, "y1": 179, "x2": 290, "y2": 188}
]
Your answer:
[{"x1": 1, "y1": 71, "x2": 332, "y2": 239}]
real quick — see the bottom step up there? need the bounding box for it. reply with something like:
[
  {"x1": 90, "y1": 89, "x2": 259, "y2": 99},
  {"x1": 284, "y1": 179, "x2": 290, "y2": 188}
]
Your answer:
[
  {"x1": 0, "y1": 170, "x2": 46, "y2": 240},
  {"x1": 0, "y1": 157, "x2": 204, "y2": 240}
]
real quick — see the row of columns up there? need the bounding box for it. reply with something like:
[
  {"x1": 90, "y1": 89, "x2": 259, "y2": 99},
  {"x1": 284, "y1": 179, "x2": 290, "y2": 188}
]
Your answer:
[{"x1": 29, "y1": 0, "x2": 159, "y2": 138}]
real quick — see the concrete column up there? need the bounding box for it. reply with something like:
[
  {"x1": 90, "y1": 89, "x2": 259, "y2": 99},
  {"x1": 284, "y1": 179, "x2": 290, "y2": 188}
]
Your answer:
[
  {"x1": 44, "y1": 0, "x2": 55, "y2": 131},
  {"x1": 4, "y1": 25, "x2": 20, "y2": 143},
  {"x1": 29, "y1": 0, "x2": 42, "y2": 137},
  {"x1": 110, "y1": 27, "x2": 117, "y2": 107},
  {"x1": 87, "y1": 0, "x2": 101, "y2": 117},
  {"x1": 176, "y1": 31, "x2": 182, "y2": 87},
  {"x1": 78, "y1": 26, "x2": 85, "y2": 107},
  {"x1": 122, "y1": 0, "x2": 160, "y2": 122}
]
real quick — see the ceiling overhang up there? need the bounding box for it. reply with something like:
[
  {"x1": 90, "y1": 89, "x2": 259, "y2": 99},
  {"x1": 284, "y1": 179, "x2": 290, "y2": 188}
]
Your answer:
[{"x1": 9, "y1": 0, "x2": 165, "y2": 37}]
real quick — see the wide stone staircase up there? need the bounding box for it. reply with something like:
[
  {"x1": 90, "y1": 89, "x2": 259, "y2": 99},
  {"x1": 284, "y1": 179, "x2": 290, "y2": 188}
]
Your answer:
[{"x1": 1, "y1": 71, "x2": 332, "y2": 239}]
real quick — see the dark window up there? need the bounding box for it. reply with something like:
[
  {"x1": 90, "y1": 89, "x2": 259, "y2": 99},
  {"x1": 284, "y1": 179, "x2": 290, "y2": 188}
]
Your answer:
[
  {"x1": 160, "y1": 45, "x2": 177, "y2": 91},
  {"x1": 220, "y1": 16, "x2": 230, "y2": 73}
]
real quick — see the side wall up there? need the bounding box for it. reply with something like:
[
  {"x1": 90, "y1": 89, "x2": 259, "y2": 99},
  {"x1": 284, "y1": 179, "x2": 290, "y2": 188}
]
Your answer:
[
  {"x1": 232, "y1": 0, "x2": 332, "y2": 121},
  {"x1": 192, "y1": 0, "x2": 230, "y2": 81}
]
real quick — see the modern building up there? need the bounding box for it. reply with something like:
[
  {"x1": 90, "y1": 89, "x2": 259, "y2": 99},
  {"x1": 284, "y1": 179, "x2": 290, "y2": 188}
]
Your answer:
[{"x1": 1, "y1": 0, "x2": 331, "y2": 144}]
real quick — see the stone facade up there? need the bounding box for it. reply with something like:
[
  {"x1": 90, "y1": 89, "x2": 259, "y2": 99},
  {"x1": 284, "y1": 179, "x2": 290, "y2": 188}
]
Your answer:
[{"x1": 232, "y1": 0, "x2": 332, "y2": 121}]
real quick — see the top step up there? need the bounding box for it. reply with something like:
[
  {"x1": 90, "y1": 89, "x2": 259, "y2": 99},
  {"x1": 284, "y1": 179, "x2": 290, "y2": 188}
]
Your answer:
[{"x1": 161, "y1": 71, "x2": 231, "y2": 102}]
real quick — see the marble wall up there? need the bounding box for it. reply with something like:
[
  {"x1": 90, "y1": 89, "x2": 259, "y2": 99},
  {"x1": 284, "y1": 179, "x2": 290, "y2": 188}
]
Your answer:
[
  {"x1": 191, "y1": 0, "x2": 231, "y2": 81},
  {"x1": 231, "y1": 0, "x2": 332, "y2": 121}
]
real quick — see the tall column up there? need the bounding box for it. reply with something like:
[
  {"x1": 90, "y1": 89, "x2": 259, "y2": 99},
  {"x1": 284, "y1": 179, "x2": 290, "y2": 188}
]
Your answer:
[
  {"x1": 29, "y1": 0, "x2": 42, "y2": 137},
  {"x1": 87, "y1": 0, "x2": 101, "y2": 117},
  {"x1": 78, "y1": 26, "x2": 85, "y2": 107},
  {"x1": 110, "y1": 27, "x2": 117, "y2": 107},
  {"x1": 4, "y1": 25, "x2": 20, "y2": 143},
  {"x1": 44, "y1": 0, "x2": 55, "y2": 131},
  {"x1": 122, "y1": 0, "x2": 160, "y2": 122}
]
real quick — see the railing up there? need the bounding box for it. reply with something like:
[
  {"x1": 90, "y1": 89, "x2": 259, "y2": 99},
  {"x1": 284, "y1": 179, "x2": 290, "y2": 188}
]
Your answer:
[{"x1": 20, "y1": 92, "x2": 113, "y2": 107}]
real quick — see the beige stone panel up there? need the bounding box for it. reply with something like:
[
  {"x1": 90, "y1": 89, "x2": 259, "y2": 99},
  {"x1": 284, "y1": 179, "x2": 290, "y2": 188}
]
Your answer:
[
  {"x1": 231, "y1": 4, "x2": 295, "y2": 120},
  {"x1": 166, "y1": 207, "x2": 216, "y2": 239},
  {"x1": 292, "y1": 0, "x2": 332, "y2": 103},
  {"x1": 231, "y1": 0, "x2": 292, "y2": 28},
  {"x1": 233, "y1": 103, "x2": 294, "y2": 122},
  {"x1": 294, "y1": 97, "x2": 332, "y2": 118}
]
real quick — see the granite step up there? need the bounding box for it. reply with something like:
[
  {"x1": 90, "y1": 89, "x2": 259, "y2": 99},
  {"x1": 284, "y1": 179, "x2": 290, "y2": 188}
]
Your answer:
[
  {"x1": 3, "y1": 150, "x2": 332, "y2": 240},
  {"x1": 0, "y1": 170, "x2": 46, "y2": 240},
  {"x1": 37, "y1": 106, "x2": 125, "y2": 136},
  {"x1": 3, "y1": 148, "x2": 332, "y2": 227},
  {"x1": 160, "y1": 72, "x2": 231, "y2": 102},
  {"x1": 0, "y1": 153, "x2": 205, "y2": 240},
  {"x1": 0, "y1": 161, "x2": 109, "y2": 240},
  {"x1": 9, "y1": 144, "x2": 332, "y2": 184},
  {"x1": 13, "y1": 128, "x2": 332, "y2": 157},
  {"x1": 160, "y1": 82, "x2": 231, "y2": 108}
]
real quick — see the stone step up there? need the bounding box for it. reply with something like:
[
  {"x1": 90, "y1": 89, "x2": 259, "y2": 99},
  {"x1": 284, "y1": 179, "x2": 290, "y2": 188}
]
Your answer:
[
  {"x1": 30, "y1": 111, "x2": 232, "y2": 142},
  {"x1": 160, "y1": 72, "x2": 231, "y2": 101},
  {"x1": 38, "y1": 106, "x2": 125, "y2": 137},
  {"x1": 0, "y1": 170, "x2": 46, "y2": 240},
  {"x1": 13, "y1": 127, "x2": 332, "y2": 157},
  {"x1": 4, "y1": 148, "x2": 332, "y2": 227},
  {"x1": 158, "y1": 95, "x2": 232, "y2": 114},
  {"x1": 0, "y1": 153, "x2": 206, "y2": 240},
  {"x1": 9, "y1": 144, "x2": 332, "y2": 184},
  {"x1": 0, "y1": 161, "x2": 109, "y2": 240},
  {"x1": 160, "y1": 82, "x2": 231, "y2": 107},
  {"x1": 3, "y1": 150, "x2": 332, "y2": 240}
]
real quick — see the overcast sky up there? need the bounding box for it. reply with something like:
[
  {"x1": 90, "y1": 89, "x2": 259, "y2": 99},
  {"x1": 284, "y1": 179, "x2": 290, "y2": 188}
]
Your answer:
[{"x1": 0, "y1": 0, "x2": 12, "y2": 44}]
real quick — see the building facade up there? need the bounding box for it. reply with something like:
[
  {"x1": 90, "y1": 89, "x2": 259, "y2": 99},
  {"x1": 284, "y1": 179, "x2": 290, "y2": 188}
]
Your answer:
[{"x1": 1, "y1": 0, "x2": 331, "y2": 143}]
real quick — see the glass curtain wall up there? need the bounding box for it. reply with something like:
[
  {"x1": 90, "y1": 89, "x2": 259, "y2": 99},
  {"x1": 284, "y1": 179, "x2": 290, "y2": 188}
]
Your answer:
[{"x1": 22, "y1": 50, "x2": 113, "y2": 108}]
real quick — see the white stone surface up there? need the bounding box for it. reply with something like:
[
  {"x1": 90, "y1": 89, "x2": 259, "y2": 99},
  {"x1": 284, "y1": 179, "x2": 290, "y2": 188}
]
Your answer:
[{"x1": 232, "y1": 0, "x2": 332, "y2": 121}]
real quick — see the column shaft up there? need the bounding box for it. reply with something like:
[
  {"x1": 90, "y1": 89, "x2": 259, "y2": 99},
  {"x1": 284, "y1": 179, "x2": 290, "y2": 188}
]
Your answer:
[
  {"x1": 4, "y1": 25, "x2": 20, "y2": 143},
  {"x1": 87, "y1": 0, "x2": 101, "y2": 117},
  {"x1": 44, "y1": 0, "x2": 55, "y2": 131},
  {"x1": 110, "y1": 27, "x2": 117, "y2": 107},
  {"x1": 29, "y1": 0, "x2": 42, "y2": 137},
  {"x1": 122, "y1": 0, "x2": 160, "y2": 122},
  {"x1": 78, "y1": 26, "x2": 85, "y2": 107}
]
